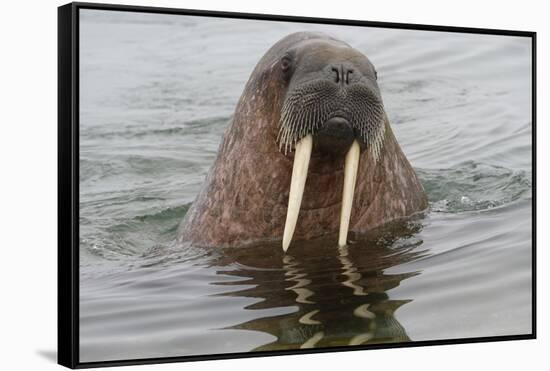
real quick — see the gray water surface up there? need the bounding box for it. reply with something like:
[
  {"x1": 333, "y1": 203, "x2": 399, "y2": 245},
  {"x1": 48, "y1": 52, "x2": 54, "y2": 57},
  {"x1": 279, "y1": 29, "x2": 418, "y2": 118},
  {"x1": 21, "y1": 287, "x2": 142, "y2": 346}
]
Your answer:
[{"x1": 79, "y1": 10, "x2": 533, "y2": 362}]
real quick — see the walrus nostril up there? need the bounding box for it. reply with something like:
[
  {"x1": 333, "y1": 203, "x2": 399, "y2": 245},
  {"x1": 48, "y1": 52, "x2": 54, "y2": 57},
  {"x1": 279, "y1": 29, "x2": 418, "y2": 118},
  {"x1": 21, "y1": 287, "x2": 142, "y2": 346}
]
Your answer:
[
  {"x1": 331, "y1": 65, "x2": 354, "y2": 85},
  {"x1": 314, "y1": 117, "x2": 355, "y2": 156},
  {"x1": 331, "y1": 67, "x2": 340, "y2": 84}
]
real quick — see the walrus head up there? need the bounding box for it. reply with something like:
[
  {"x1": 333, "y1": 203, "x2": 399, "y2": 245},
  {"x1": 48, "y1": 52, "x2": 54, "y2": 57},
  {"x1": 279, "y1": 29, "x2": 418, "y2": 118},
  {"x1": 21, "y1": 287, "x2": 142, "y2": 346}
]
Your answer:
[
  {"x1": 267, "y1": 33, "x2": 387, "y2": 250},
  {"x1": 177, "y1": 32, "x2": 428, "y2": 251}
]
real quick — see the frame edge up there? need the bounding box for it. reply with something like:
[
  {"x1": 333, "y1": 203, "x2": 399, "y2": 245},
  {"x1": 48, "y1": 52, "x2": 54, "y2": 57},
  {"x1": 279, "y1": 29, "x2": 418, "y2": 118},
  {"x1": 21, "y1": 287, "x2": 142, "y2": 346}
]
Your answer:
[
  {"x1": 62, "y1": 2, "x2": 537, "y2": 368},
  {"x1": 58, "y1": 2, "x2": 79, "y2": 369},
  {"x1": 71, "y1": 1, "x2": 536, "y2": 36}
]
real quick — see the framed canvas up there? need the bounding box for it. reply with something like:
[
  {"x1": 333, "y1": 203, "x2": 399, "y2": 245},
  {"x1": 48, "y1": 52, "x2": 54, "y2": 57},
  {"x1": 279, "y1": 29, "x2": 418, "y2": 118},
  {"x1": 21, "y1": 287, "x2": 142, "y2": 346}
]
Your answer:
[{"x1": 58, "y1": 2, "x2": 536, "y2": 368}]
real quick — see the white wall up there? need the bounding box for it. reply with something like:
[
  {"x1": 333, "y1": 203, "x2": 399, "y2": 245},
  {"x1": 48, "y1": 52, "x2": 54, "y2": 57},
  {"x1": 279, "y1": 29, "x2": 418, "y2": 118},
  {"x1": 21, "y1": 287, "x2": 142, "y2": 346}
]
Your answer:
[{"x1": 0, "y1": 0, "x2": 545, "y2": 370}]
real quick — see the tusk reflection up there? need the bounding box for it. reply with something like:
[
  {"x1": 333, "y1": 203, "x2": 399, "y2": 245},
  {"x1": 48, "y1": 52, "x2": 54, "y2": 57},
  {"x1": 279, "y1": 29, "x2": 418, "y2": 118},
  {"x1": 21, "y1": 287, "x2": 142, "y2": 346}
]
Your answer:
[
  {"x1": 349, "y1": 332, "x2": 374, "y2": 346},
  {"x1": 353, "y1": 303, "x2": 376, "y2": 320},
  {"x1": 300, "y1": 331, "x2": 324, "y2": 349},
  {"x1": 299, "y1": 309, "x2": 321, "y2": 325},
  {"x1": 283, "y1": 254, "x2": 315, "y2": 305},
  {"x1": 337, "y1": 245, "x2": 368, "y2": 296}
]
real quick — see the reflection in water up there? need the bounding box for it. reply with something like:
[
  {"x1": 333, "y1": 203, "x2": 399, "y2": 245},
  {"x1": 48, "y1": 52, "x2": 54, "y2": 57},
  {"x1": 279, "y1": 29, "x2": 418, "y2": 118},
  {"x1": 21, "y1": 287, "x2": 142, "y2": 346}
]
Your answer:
[{"x1": 211, "y1": 221, "x2": 427, "y2": 351}]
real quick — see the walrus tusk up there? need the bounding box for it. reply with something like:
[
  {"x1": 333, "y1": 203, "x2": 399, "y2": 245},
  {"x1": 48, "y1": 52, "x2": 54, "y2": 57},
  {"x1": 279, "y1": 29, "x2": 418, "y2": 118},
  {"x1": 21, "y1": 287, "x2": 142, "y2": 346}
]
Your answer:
[
  {"x1": 282, "y1": 134, "x2": 313, "y2": 252},
  {"x1": 338, "y1": 140, "x2": 360, "y2": 247}
]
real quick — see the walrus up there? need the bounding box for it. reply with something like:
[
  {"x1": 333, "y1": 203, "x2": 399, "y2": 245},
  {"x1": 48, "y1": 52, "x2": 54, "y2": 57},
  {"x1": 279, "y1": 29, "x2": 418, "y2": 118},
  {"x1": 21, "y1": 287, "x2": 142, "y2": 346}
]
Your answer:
[{"x1": 177, "y1": 31, "x2": 428, "y2": 251}]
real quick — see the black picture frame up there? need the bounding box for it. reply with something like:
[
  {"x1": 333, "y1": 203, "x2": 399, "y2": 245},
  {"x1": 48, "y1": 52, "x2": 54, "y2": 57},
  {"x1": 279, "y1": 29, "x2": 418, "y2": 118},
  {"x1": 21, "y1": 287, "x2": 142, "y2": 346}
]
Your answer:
[{"x1": 58, "y1": 2, "x2": 537, "y2": 369}]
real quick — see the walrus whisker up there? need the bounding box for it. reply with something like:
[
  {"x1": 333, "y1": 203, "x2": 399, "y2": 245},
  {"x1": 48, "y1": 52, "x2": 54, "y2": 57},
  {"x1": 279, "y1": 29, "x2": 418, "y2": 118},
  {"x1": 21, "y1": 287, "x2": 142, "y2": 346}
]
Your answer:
[{"x1": 277, "y1": 81, "x2": 386, "y2": 159}]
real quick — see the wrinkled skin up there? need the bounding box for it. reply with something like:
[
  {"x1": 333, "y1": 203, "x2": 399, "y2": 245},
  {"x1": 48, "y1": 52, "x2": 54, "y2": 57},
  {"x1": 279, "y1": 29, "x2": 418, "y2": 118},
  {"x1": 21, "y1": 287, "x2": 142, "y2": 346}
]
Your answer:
[{"x1": 177, "y1": 32, "x2": 428, "y2": 248}]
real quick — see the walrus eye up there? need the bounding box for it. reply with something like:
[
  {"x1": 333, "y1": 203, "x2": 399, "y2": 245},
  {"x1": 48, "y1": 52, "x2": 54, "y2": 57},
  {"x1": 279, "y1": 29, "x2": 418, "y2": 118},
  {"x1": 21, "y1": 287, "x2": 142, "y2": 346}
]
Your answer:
[
  {"x1": 374, "y1": 70, "x2": 378, "y2": 80},
  {"x1": 281, "y1": 56, "x2": 292, "y2": 73}
]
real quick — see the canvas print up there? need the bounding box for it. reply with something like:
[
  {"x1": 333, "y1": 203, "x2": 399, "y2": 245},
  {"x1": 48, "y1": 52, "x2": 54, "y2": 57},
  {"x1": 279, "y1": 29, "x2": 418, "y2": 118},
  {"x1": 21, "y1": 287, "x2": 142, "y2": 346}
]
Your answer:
[{"x1": 77, "y1": 8, "x2": 533, "y2": 363}]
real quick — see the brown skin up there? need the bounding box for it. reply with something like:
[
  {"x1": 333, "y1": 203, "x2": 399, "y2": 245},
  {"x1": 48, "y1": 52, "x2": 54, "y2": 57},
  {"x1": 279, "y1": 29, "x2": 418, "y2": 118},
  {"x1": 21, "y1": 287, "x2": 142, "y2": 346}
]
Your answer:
[{"x1": 177, "y1": 32, "x2": 428, "y2": 248}]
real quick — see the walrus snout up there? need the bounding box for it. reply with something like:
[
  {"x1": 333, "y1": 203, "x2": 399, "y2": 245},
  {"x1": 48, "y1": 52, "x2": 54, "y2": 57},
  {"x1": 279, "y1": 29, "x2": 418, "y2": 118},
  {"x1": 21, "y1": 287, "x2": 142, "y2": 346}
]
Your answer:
[{"x1": 313, "y1": 116, "x2": 355, "y2": 156}]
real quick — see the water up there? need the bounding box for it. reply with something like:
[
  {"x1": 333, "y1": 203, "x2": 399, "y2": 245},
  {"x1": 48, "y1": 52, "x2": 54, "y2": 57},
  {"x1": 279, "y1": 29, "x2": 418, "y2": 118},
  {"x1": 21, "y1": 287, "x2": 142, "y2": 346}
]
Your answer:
[{"x1": 78, "y1": 10, "x2": 533, "y2": 362}]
